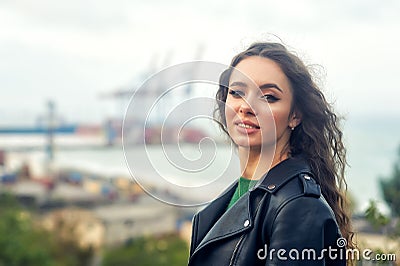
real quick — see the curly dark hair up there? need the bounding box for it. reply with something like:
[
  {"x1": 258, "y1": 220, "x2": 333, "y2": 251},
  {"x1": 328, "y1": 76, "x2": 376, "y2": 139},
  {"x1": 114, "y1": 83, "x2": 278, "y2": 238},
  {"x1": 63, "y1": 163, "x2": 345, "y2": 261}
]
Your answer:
[{"x1": 215, "y1": 42, "x2": 354, "y2": 250}]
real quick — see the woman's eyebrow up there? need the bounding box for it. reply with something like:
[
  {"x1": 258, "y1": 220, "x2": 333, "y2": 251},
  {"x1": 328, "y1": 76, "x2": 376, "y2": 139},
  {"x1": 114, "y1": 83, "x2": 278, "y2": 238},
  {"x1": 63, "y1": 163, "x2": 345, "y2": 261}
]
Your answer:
[
  {"x1": 229, "y1": 81, "x2": 247, "y2": 87},
  {"x1": 259, "y1": 83, "x2": 283, "y2": 93},
  {"x1": 229, "y1": 81, "x2": 283, "y2": 93}
]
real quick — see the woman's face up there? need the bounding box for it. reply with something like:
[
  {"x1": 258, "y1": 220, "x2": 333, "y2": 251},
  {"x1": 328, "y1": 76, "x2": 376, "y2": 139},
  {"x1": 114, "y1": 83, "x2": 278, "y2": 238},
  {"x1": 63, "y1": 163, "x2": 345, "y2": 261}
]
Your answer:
[{"x1": 225, "y1": 56, "x2": 299, "y2": 152}]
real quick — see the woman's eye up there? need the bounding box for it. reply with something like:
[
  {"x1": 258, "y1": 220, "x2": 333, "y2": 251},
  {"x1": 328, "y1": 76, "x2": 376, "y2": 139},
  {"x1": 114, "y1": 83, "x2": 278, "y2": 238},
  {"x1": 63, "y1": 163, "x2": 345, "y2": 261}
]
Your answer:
[
  {"x1": 262, "y1": 94, "x2": 279, "y2": 102},
  {"x1": 228, "y1": 90, "x2": 244, "y2": 98}
]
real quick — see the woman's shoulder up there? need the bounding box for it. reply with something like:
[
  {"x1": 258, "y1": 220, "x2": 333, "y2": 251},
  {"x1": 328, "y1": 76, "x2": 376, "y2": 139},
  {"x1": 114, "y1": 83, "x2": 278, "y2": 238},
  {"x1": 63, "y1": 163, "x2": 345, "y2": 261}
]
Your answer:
[
  {"x1": 272, "y1": 173, "x2": 336, "y2": 219},
  {"x1": 261, "y1": 173, "x2": 340, "y2": 235},
  {"x1": 264, "y1": 174, "x2": 342, "y2": 247}
]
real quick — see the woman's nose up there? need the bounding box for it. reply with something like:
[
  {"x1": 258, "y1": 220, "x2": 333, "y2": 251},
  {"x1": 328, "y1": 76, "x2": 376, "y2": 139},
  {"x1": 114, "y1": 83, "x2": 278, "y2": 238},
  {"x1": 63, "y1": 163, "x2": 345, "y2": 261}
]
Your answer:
[{"x1": 238, "y1": 99, "x2": 256, "y2": 116}]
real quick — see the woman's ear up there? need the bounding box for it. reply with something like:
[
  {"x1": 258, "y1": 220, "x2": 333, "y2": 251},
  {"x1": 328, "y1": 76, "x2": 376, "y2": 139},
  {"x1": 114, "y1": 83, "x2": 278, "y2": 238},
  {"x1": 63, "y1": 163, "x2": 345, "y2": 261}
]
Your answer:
[{"x1": 289, "y1": 112, "x2": 302, "y2": 129}]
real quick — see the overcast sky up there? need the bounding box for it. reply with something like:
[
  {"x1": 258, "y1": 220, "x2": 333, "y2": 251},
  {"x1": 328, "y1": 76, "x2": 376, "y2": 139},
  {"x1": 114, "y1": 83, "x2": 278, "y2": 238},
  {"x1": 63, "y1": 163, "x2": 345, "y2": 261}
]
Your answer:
[{"x1": 1, "y1": 0, "x2": 400, "y2": 126}]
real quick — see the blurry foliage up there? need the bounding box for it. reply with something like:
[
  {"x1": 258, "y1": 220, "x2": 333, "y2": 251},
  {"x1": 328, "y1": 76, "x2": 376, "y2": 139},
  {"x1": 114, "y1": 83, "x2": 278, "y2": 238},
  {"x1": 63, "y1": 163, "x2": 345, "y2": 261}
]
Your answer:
[
  {"x1": 380, "y1": 146, "x2": 400, "y2": 217},
  {"x1": 365, "y1": 200, "x2": 390, "y2": 230},
  {"x1": 364, "y1": 200, "x2": 399, "y2": 265},
  {"x1": 363, "y1": 146, "x2": 400, "y2": 263},
  {"x1": 0, "y1": 193, "x2": 93, "y2": 266},
  {"x1": 102, "y1": 234, "x2": 189, "y2": 266},
  {"x1": 373, "y1": 144, "x2": 400, "y2": 239},
  {"x1": 0, "y1": 193, "x2": 52, "y2": 266}
]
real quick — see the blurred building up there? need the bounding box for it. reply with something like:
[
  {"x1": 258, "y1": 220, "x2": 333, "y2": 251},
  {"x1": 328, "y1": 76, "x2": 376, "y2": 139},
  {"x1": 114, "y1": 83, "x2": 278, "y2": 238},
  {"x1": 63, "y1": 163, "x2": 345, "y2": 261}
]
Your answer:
[
  {"x1": 41, "y1": 196, "x2": 180, "y2": 248},
  {"x1": 42, "y1": 208, "x2": 105, "y2": 251},
  {"x1": 93, "y1": 197, "x2": 179, "y2": 246}
]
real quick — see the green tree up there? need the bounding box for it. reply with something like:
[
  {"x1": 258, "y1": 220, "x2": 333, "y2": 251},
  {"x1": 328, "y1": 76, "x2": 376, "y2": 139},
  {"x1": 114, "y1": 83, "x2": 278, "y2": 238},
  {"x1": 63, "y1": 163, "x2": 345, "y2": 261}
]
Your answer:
[
  {"x1": 362, "y1": 147, "x2": 400, "y2": 265},
  {"x1": 0, "y1": 193, "x2": 94, "y2": 266},
  {"x1": 102, "y1": 234, "x2": 189, "y2": 266},
  {"x1": 0, "y1": 193, "x2": 53, "y2": 266},
  {"x1": 365, "y1": 200, "x2": 390, "y2": 230},
  {"x1": 380, "y1": 146, "x2": 400, "y2": 217}
]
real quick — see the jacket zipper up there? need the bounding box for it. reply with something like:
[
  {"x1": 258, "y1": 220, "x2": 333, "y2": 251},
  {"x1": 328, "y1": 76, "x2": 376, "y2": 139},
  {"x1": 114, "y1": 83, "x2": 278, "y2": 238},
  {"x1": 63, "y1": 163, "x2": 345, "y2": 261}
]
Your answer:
[{"x1": 229, "y1": 234, "x2": 246, "y2": 266}]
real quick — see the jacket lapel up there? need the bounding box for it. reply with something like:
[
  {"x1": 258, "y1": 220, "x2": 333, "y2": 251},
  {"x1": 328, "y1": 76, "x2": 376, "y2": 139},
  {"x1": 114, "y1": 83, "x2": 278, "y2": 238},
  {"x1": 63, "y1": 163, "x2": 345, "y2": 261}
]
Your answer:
[{"x1": 193, "y1": 182, "x2": 253, "y2": 254}]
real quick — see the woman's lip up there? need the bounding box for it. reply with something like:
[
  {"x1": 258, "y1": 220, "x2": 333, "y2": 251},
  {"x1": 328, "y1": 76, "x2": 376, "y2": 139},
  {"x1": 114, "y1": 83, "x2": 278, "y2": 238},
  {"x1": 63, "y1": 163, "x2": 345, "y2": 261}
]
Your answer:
[
  {"x1": 235, "y1": 121, "x2": 260, "y2": 129},
  {"x1": 235, "y1": 123, "x2": 260, "y2": 134}
]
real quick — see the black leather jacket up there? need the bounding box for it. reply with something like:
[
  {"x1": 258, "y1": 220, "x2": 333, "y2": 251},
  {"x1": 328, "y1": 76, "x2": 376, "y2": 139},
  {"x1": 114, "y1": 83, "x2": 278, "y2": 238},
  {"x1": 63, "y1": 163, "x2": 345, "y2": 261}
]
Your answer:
[{"x1": 188, "y1": 156, "x2": 346, "y2": 265}]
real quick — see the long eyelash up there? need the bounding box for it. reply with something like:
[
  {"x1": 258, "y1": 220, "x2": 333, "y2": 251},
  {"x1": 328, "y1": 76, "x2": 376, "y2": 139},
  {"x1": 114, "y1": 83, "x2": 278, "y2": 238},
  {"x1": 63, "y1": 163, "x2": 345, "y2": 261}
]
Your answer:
[
  {"x1": 228, "y1": 90, "x2": 241, "y2": 96},
  {"x1": 263, "y1": 95, "x2": 279, "y2": 101}
]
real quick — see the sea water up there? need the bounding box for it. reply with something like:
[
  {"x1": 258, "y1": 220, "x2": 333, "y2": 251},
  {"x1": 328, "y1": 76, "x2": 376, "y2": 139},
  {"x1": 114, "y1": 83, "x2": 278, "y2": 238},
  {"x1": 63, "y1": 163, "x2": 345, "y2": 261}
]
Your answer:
[{"x1": 4, "y1": 115, "x2": 400, "y2": 212}]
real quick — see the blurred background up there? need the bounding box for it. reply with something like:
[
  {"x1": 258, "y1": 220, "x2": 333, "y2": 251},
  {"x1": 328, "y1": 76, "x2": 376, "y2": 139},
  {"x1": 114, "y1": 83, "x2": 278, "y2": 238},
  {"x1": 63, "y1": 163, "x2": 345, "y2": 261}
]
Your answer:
[{"x1": 1, "y1": 0, "x2": 400, "y2": 265}]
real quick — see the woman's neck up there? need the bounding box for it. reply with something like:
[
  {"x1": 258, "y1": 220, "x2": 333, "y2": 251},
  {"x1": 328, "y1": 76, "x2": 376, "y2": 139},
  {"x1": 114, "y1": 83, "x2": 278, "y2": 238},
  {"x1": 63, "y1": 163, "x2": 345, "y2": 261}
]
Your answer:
[{"x1": 238, "y1": 146, "x2": 290, "y2": 180}]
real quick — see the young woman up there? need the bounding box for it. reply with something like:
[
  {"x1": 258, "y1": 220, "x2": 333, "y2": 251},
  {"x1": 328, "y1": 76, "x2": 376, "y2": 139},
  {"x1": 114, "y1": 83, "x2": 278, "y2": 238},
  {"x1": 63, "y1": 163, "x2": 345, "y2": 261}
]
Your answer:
[{"x1": 188, "y1": 42, "x2": 354, "y2": 265}]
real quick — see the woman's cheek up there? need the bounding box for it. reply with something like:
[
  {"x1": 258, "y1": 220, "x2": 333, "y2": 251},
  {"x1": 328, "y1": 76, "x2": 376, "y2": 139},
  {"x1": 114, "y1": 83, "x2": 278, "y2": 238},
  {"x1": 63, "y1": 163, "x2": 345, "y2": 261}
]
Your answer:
[{"x1": 269, "y1": 105, "x2": 290, "y2": 127}]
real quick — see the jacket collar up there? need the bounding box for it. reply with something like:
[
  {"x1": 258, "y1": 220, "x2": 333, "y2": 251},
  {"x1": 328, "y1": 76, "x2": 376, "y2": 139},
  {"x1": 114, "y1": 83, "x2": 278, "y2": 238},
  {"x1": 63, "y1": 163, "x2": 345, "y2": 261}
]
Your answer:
[{"x1": 257, "y1": 155, "x2": 312, "y2": 194}]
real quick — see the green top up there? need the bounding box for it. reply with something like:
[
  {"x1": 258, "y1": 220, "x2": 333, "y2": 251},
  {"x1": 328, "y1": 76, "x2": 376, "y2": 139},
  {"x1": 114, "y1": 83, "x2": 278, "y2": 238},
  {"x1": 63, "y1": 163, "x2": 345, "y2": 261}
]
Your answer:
[{"x1": 227, "y1": 177, "x2": 258, "y2": 210}]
